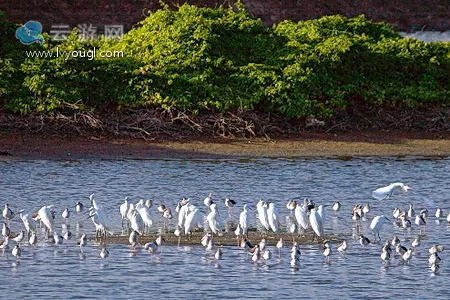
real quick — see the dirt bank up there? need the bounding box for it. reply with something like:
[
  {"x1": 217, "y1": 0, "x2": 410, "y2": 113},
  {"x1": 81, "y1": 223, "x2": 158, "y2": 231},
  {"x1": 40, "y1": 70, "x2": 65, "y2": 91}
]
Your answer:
[{"x1": 1, "y1": 131, "x2": 449, "y2": 160}]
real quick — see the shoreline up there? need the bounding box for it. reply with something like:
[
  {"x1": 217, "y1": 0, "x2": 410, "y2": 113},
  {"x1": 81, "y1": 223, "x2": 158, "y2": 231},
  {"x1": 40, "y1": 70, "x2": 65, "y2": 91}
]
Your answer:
[{"x1": 1, "y1": 131, "x2": 449, "y2": 160}]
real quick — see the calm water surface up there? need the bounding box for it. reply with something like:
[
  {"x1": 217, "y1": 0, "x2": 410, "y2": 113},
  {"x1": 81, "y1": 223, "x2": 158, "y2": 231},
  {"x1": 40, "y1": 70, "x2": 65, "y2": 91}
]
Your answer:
[{"x1": 0, "y1": 157, "x2": 449, "y2": 299}]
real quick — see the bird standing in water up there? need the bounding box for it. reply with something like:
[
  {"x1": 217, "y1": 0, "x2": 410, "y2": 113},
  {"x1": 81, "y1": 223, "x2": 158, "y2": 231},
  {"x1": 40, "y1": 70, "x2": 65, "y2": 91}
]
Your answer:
[{"x1": 224, "y1": 198, "x2": 237, "y2": 219}]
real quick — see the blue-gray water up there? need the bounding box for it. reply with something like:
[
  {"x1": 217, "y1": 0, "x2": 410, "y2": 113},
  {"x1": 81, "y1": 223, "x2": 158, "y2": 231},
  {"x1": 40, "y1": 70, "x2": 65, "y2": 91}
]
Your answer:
[{"x1": 0, "y1": 157, "x2": 449, "y2": 299}]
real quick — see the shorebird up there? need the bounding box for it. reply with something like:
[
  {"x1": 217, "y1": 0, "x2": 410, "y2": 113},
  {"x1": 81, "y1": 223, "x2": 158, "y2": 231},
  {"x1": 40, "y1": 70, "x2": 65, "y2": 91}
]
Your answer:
[
  {"x1": 435, "y1": 207, "x2": 443, "y2": 219},
  {"x1": 286, "y1": 200, "x2": 297, "y2": 216},
  {"x1": 144, "y1": 235, "x2": 165, "y2": 254},
  {"x1": 100, "y1": 247, "x2": 109, "y2": 259},
  {"x1": 411, "y1": 235, "x2": 421, "y2": 248},
  {"x1": 215, "y1": 248, "x2": 223, "y2": 260},
  {"x1": 12, "y1": 245, "x2": 21, "y2": 260},
  {"x1": 77, "y1": 234, "x2": 87, "y2": 252},
  {"x1": 332, "y1": 201, "x2": 341, "y2": 212},
  {"x1": 224, "y1": 198, "x2": 237, "y2": 219},
  {"x1": 276, "y1": 238, "x2": 283, "y2": 258},
  {"x1": 204, "y1": 193, "x2": 214, "y2": 209},
  {"x1": 359, "y1": 235, "x2": 370, "y2": 249},
  {"x1": 323, "y1": 240, "x2": 332, "y2": 264},
  {"x1": 2, "y1": 204, "x2": 15, "y2": 222},
  {"x1": 337, "y1": 240, "x2": 347, "y2": 256},
  {"x1": 129, "y1": 230, "x2": 139, "y2": 250},
  {"x1": 62, "y1": 208, "x2": 70, "y2": 223}
]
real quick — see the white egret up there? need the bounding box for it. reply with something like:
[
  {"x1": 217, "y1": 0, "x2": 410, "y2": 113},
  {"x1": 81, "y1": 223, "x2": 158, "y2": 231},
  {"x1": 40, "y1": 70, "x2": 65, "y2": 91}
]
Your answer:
[
  {"x1": 37, "y1": 205, "x2": 55, "y2": 236},
  {"x1": 184, "y1": 205, "x2": 202, "y2": 237},
  {"x1": 294, "y1": 202, "x2": 309, "y2": 234},
  {"x1": 12, "y1": 245, "x2": 21, "y2": 260},
  {"x1": 372, "y1": 182, "x2": 411, "y2": 200},
  {"x1": 129, "y1": 210, "x2": 145, "y2": 235},
  {"x1": 256, "y1": 199, "x2": 270, "y2": 232},
  {"x1": 370, "y1": 215, "x2": 390, "y2": 241},
  {"x1": 266, "y1": 202, "x2": 279, "y2": 233},
  {"x1": 119, "y1": 197, "x2": 129, "y2": 228},
  {"x1": 207, "y1": 203, "x2": 222, "y2": 239},
  {"x1": 89, "y1": 194, "x2": 113, "y2": 239},
  {"x1": 309, "y1": 207, "x2": 324, "y2": 241},
  {"x1": 239, "y1": 204, "x2": 250, "y2": 238},
  {"x1": 137, "y1": 204, "x2": 153, "y2": 233},
  {"x1": 19, "y1": 213, "x2": 36, "y2": 236}
]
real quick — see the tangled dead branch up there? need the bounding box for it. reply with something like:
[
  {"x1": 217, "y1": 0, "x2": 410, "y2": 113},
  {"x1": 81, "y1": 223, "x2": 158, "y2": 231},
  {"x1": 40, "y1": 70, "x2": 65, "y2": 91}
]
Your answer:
[{"x1": 0, "y1": 106, "x2": 448, "y2": 140}]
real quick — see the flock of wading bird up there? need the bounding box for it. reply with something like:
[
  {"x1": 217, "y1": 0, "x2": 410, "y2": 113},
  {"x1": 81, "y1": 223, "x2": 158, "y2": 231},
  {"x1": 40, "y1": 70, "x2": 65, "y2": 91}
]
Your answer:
[{"x1": 0, "y1": 182, "x2": 446, "y2": 271}]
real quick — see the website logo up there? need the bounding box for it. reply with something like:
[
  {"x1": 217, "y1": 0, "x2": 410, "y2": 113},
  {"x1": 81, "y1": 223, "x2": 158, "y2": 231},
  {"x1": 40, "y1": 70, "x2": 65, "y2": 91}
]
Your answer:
[{"x1": 16, "y1": 21, "x2": 45, "y2": 45}]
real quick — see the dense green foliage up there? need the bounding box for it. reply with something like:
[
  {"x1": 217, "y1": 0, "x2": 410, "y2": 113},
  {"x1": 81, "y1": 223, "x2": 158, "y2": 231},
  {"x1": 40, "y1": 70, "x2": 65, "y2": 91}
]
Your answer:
[{"x1": 1, "y1": 4, "x2": 450, "y2": 117}]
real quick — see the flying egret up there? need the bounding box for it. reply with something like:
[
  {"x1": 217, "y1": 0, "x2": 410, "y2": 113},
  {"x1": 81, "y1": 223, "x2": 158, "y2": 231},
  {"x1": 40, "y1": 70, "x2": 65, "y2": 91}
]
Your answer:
[
  {"x1": 370, "y1": 215, "x2": 390, "y2": 241},
  {"x1": 372, "y1": 183, "x2": 411, "y2": 200}
]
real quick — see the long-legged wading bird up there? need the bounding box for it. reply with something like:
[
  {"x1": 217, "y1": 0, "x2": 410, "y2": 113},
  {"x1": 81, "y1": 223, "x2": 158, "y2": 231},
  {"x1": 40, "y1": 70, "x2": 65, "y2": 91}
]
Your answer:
[
  {"x1": 370, "y1": 215, "x2": 390, "y2": 241},
  {"x1": 372, "y1": 183, "x2": 411, "y2": 201},
  {"x1": 309, "y1": 207, "x2": 324, "y2": 242}
]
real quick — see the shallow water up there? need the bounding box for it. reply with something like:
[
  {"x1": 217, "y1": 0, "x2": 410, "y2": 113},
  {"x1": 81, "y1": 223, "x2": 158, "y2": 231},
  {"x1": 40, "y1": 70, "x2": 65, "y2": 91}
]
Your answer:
[{"x1": 1, "y1": 156, "x2": 449, "y2": 298}]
